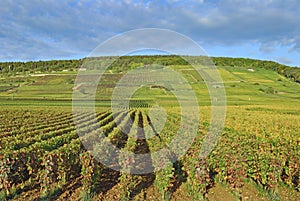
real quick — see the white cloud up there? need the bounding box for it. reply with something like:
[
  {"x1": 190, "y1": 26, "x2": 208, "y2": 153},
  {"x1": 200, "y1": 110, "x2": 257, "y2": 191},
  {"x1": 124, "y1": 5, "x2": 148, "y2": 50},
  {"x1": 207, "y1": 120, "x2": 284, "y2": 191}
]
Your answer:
[
  {"x1": 0, "y1": 0, "x2": 299, "y2": 61},
  {"x1": 276, "y1": 57, "x2": 292, "y2": 64}
]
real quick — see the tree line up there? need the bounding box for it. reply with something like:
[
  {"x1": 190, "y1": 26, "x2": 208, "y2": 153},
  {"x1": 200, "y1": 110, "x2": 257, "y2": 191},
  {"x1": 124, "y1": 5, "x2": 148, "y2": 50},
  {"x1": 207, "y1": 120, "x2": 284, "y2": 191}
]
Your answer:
[{"x1": 0, "y1": 56, "x2": 299, "y2": 83}]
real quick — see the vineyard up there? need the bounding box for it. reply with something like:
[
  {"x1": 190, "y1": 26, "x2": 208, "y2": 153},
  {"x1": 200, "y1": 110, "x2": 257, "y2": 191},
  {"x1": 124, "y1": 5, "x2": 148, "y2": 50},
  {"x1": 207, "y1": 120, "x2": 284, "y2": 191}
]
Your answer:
[
  {"x1": 0, "y1": 105, "x2": 299, "y2": 201},
  {"x1": 0, "y1": 57, "x2": 300, "y2": 200}
]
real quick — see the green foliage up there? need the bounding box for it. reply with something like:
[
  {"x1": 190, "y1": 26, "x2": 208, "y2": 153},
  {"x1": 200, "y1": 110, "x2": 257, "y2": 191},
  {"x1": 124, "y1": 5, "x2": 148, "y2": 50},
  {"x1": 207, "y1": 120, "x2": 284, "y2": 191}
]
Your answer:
[
  {"x1": 119, "y1": 173, "x2": 135, "y2": 201},
  {"x1": 154, "y1": 163, "x2": 174, "y2": 201},
  {"x1": 80, "y1": 152, "x2": 102, "y2": 196},
  {"x1": 183, "y1": 156, "x2": 213, "y2": 200},
  {"x1": 259, "y1": 87, "x2": 277, "y2": 94},
  {"x1": 212, "y1": 57, "x2": 300, "y2": 83},
  {"x1": 1, "y1": 56, "x2": 299, "y2": 84}
]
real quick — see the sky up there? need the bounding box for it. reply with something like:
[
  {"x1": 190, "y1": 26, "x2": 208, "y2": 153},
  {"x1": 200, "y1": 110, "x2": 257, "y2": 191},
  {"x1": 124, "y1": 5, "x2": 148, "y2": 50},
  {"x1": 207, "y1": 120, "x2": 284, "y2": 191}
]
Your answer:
[{"x1": 1, "y1": 0, "x2": 300, "y2": 66}]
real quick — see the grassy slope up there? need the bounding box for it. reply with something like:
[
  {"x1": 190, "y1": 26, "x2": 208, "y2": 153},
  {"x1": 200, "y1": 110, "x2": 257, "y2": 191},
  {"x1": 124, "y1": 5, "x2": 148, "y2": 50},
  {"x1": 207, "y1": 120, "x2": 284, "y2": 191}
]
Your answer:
[{"x1": 0, "y1": 65, "x2": 299, "y2": 106}]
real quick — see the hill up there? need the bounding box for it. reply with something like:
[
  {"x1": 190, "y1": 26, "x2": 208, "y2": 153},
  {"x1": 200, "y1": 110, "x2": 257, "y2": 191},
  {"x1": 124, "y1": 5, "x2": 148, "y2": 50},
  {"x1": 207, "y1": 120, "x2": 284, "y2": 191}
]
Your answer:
[
  {"x1": 0, "y1": 56, "x2": 299, "y2": 200},
  {"x1": 0, "y1": 56, "x2": 299, "y2": 108},
  {"x1": 0, "y1": 56, "x2": 300, "y2": 83}
]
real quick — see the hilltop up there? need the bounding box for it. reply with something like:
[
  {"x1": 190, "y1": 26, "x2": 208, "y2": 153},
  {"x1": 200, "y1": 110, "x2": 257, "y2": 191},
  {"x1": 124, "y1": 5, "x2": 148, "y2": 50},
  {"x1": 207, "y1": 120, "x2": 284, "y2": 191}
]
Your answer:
[{"x1": 0, "y1": 56, "x2": 299, "y2": 83}]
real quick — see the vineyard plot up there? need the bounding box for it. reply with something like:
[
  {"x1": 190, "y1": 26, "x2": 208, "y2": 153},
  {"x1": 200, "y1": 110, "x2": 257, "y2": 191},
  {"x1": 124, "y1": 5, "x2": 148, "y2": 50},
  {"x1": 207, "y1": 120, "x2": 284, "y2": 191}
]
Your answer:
[
  {"x1": 0, "y1": 108, "x2": 299, "y2": 200},
  {"x1": 0, "y1": 109, "x2": 183, "y2": 200}
]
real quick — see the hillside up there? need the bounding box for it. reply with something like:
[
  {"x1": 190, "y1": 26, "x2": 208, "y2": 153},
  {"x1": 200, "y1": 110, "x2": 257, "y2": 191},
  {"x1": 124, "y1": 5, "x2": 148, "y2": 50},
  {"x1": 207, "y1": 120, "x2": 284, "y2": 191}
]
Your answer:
[
  {"x1": 0, "y1": 57, "x2": 299, "y2": 107},
  {"x1": 0, "y1": 56, "x2": 299, "y2": 201}
]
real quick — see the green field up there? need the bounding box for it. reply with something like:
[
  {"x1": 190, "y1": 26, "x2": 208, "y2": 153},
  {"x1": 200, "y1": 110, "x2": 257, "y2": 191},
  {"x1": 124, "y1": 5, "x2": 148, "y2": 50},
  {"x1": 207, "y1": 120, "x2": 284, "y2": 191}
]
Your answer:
[{"x1": 0, "y1": 57, "x2": 299, "y2": 201}]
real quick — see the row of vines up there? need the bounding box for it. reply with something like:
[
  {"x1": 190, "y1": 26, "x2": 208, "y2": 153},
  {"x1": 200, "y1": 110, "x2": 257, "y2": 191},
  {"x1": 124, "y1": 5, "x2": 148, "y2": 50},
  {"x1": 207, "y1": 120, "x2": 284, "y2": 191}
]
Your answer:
[{"x1": 0, "y1": 108, "x2": 299, "y2": 200}]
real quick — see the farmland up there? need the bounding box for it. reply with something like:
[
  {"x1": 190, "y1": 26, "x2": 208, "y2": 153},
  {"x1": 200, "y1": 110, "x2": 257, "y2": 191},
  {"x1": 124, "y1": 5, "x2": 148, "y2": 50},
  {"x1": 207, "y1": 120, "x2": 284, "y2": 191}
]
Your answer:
[{"x1": 0, "y1": 56, "x2": 299, "y2": 200}]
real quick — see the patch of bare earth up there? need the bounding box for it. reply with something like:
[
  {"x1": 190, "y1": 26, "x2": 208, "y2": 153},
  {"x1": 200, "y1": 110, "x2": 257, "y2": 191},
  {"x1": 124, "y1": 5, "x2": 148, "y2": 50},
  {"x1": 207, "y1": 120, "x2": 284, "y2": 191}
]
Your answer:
[
  {"x1": 207, "y1": 183, "x2": 237, "y2": 201},
  {"x1": 98, "y1": 182, "x2": 190, "y2": 201},
  {"x1": 277, "y1": 186, "x2": 300, "y2": 201},
  {"x1": 240, "y1": 183, "x2": 269, "y2": 201}
]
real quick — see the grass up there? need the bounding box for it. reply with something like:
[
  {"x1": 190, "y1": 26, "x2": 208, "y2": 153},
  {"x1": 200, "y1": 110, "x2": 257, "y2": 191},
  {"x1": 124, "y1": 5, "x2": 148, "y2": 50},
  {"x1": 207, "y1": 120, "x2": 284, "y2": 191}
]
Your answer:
[
  {"x1": 0, "y1": 65, "x2": 299, "y2": 106},
  {"x1": 0, "y1": 65, "x2": 298, "y2": 118}
]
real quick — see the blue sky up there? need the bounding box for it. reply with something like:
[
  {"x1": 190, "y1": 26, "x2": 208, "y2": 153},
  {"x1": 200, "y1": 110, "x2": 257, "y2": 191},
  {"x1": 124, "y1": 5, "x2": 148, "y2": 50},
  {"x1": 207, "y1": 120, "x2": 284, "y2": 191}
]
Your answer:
[{"x1": 1, "y1": 0, "x2": 300, "y2": 66}]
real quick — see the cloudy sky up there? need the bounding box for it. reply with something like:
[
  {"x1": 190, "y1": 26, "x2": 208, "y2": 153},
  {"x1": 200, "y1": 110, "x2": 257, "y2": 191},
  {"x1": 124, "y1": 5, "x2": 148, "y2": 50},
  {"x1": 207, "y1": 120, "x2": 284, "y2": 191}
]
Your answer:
[{"x1": 1, "y1": 0, "x2": 300, "y2": 66}]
